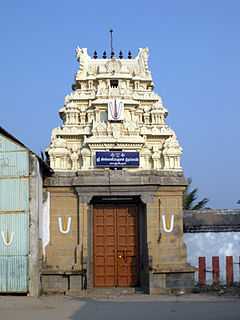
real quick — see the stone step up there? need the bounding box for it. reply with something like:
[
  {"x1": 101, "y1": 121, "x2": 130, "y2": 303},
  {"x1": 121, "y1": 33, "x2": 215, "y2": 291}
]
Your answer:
[{"x1": 67, "y1": 287, "x2": 145, "y2": 297}]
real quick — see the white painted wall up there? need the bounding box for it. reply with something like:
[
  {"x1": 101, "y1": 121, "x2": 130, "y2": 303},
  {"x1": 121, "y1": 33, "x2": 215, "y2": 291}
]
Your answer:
[
  {"x1": 29, "y1": 155, "x2": 43, "y2": 296},
  {"x1": 184, "y1": 232, "x2": 240, "y2": 284},
  {"x1": 40, "y1": 191, "x2": 50, "y2": 259}
]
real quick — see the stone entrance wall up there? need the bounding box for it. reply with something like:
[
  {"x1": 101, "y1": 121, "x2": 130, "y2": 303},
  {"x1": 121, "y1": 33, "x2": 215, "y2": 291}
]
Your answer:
[{"x1": 42, "y1": 170, "x2": 194, "y2": 294}]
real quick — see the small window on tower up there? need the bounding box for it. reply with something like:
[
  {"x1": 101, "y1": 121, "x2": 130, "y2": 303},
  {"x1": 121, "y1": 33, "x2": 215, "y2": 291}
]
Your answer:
[{"x1": 110, "y1": 80, "x2": 119, "y2": 88}]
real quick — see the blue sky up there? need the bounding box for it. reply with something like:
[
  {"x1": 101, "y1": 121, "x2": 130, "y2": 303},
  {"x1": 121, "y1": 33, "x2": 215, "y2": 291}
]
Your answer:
[{"x1": 0, "y1": 0, "x2": 239, "y2": 208}]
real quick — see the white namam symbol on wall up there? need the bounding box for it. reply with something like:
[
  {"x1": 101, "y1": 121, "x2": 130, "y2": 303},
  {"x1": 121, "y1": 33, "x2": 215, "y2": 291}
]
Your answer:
[
  {"x1": 162, "y1": 214, "x2": 175, "y2": 233},
  {"x1": 1, "y1": 230, "x2": 15, "y2": 246},
  {"x1": 108, "y1": 99, "x2": 124, "y2": 121},
  {"x1": 58, "y1": 217, "x2": 72, "y2": 234}
]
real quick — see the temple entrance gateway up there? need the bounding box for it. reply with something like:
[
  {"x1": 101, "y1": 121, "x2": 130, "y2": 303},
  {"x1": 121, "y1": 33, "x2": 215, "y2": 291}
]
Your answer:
[
  {"x1": 93, "y1": 204, "x2": 139, "y2": 287},
  {"x1": 43, "y1": 46, "x2": 196, "y2": 294}
]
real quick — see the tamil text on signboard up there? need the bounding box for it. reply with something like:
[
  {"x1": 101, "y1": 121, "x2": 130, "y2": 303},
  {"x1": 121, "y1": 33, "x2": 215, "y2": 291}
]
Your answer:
[{"x1": 96, "y1": 151, "x2": 139, "y2": 168}]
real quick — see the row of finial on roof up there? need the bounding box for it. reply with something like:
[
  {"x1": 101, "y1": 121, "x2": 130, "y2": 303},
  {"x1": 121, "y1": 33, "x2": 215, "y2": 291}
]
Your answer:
[{"x1": 92, "y1": 51, "x2": 132, "y2": 59}]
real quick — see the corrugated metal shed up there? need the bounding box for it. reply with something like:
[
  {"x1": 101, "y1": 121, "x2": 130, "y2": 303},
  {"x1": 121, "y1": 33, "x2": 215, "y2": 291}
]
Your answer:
[
  {"x1": 0, "y1": 179, "x2": 29, "y2": 212},
  {"x1": 0, "y1": 126, "x2": 51, "y2": 295},
  {"x1": 0, "y1": 129, "x2": 29, "y2": 292},
  {"x1": 0, "y1": 126, "x2": 52, "y2": 176}
]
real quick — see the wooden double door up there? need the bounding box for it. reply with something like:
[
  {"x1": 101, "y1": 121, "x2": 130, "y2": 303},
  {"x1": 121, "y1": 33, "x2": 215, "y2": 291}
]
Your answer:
[{"x1": 93, "y1": 205, "x2": 139, "y2": 287}]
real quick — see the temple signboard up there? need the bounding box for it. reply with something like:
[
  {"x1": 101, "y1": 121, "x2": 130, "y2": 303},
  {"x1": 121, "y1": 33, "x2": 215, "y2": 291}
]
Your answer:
[{"x1": 96, "y1": 151, "x2": 139, "y2": 168}]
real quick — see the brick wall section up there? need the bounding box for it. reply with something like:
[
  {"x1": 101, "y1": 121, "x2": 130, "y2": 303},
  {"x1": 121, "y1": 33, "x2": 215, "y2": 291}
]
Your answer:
[
  {"x1": 212, "y1": 256, "x2": 220, "y2": 286},
  {"x1": 198, "y1": 257, "x2": 206, "y2": 287},
  {"x1": 226, "y1": 256, "x2": 233, "y2": 287}
]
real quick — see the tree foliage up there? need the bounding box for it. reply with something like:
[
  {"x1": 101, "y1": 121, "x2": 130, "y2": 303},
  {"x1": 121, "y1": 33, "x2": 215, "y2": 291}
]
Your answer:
[{"x1": 183, "y1": 178, "x2": 209, "y2": 210}]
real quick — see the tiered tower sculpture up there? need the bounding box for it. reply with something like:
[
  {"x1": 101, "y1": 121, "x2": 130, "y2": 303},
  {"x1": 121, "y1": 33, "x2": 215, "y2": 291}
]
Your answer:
[{"x1": 47, "y1": 48, "x2": 182, "y2": 172}]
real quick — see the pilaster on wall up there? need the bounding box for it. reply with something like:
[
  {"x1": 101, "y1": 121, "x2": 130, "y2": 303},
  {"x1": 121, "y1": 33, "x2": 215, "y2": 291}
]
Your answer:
[
  {"x1": 29, "y1": 155, "x2": 41, "y2": 297},
  {"x1": 77, "y1": 194, "x2": 92, "y2": 271},
  {"x1": 141, "y1": 187, "x2": 192, "y2": 272},
  {"x1": 140, "y1": 193, "x2": 158, "y2": 270}
]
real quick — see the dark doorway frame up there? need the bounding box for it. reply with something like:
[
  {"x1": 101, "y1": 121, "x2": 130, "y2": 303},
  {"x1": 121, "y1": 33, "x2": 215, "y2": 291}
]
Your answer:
[{"x1": 88, "y1": 196, "x2": 148, "y2": 290}]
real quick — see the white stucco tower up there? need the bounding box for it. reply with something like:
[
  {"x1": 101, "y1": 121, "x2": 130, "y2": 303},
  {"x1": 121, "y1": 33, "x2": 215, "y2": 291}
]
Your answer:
[{"x1": 47, "y1": 48, "x2": 182, "y2": 172}]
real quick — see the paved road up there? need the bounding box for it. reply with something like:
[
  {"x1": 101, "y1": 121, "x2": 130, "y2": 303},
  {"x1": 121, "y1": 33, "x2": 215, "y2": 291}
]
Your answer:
[
  {"x1": 0, "y1": 295, "x2": 240, "y2": 320},
  {"x1": 73, "y1": 296, "x2": 240, "y2": 320}
]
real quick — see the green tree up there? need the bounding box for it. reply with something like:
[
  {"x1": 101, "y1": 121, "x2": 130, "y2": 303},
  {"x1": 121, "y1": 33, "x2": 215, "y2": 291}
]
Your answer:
[{"x1": 183, "y1": 178, "x2": 209, "y2": 210}]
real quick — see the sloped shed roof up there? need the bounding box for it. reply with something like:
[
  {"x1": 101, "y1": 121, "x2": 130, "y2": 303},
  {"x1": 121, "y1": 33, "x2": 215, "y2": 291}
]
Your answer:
[{"x1": 0, "y1": 126, "x2": 52, "y2": 176}]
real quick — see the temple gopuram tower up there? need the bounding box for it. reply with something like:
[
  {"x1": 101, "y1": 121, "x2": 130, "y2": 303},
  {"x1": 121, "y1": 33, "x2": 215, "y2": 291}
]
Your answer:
[{"x1": 43, "y1": 47, "x2": 195, "y2": 294}]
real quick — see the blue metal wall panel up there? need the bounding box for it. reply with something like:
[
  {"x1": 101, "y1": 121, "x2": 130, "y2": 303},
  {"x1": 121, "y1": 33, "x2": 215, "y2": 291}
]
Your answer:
[
  {"x1": 7, "y1": 256, "x2": 28, "y2": 292},
  {"x1": 0, "y1": 134, "x2": 29, "y2": 293},
  {"x1": 0, "y1": 134, "x2": 25, "y2": 152},
  {"x1": 0, "y1": 213, "x2": 28, "y2": 255},
  {"x1": 0, "y1": 213, "x2": 28, "y2": 292},
  {"x1": 0, "y1": 256, "x2": 28, "y2": 292},
  {"x1": 0, "y1": 257, "x2": 7, "y2": 291},
  {"x1": 0, "y1": 178, "x2": 29, "y2": 212},
  {"x1": 0, "y1": 150, "x2": 29, "y2": 177}
]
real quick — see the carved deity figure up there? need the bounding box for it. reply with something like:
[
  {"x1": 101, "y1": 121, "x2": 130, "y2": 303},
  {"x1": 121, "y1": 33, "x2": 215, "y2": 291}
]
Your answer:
[
  {"x1": 48, "y1": 137, "x2": 71, "y2": 171},
  {"x1": 152, "y1": 145, "x2": 162, "y2": 170},
  {"x1": 70, "y1": 145, "x2": 80, "y2": 171},
  {"x1": 76, "y1": 47, "x2": 90, "y2": 73},
  {"x1": 137, "y1": 48, "x2": 149, "y2": 74},
  {"x1": 163, "y1": 135, "x2": 182, "y2": 170},
  {"x1": 81, "y1": 147, "x2": 91, "y2": 170}
]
